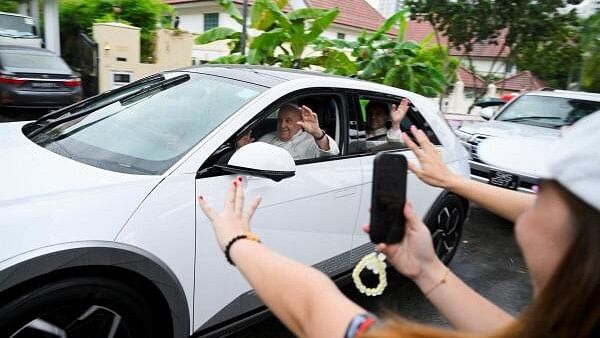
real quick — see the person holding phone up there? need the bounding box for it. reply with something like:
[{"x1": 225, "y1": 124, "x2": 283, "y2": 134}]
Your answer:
[{"x1": 197, "y1": 112, "x2": 600, "y2": 338}]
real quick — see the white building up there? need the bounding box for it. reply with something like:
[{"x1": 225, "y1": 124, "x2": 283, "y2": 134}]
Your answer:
[
  {"x1": 166, "y1": 0, "x2": 387, "y2": 62},
  {"x1": 366, "y1": 0, "x2": 404, "y2": 18},
  {"x1": 565, "y1": 0, "x2": 600, "y2": 18}
]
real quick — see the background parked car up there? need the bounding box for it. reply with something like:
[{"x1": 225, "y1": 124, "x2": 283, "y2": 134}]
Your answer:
[
  {"x1": 0, "y1": 66, "x2": 469, "y2": 337},
  {"x1": 0, "y1": 45, "x2": 82, "y2": 113},
  {"x1": 456, "y1": 89, "x2": 600, "y2": 192}
]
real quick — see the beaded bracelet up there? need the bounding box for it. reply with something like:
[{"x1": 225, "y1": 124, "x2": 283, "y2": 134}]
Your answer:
[{"x1": 224, "y1": 233, "x2": 261, "y2": 266}]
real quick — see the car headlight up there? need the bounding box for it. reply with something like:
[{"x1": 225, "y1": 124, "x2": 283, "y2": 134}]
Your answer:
[{"x1": 455, "y1": 129, "x2": 473, "y2": 143}]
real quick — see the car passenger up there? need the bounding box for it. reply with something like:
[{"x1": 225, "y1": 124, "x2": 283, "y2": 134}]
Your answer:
[
  {"x1": 366, "y1": 98, "x2": 409, "y2": 143},
  {"x1": 237, "y1": 103, "x2": 340, "y2": 160}
]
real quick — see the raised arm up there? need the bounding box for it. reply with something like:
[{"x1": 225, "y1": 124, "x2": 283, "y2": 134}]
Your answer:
[
  {"x1": 402, "y1": 126, "x2": 534, "y2": 222},
  {"x1": 198, "y1": 178, "x2": 364, "y2": 338}
]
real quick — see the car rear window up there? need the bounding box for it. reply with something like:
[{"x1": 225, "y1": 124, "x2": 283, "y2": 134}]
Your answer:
[{"x1": 0, "y1": 52, "x2": 71, "y2": 73}]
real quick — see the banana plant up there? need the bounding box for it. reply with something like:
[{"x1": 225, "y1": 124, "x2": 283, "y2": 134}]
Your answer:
[
  {"x1": 195, "y1": 0, "x2": 352, "y2": 70},
  {"x1": 315, "y1": 8, "x2": 458, "y2": 96}
]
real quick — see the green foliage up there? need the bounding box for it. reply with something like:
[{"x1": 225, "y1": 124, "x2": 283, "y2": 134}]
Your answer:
[
  {"x1": 406, "y1": 0, "x2": 583, "y2": 90},
  {"x1": 59, "y1": 0, "x2": 173, "y2": 61},
  {"x1": 579, "y1": 12, "x2": 600, "y2": 92},
  {"x1": 317, "y1": 9, "x2": 458, "y2": 96},
  {"x1": 196, "y1": 0, "x2": 455, "y2": 96},
  {"x1": 196, "y1": 0, "x2": 341, "y2": 69},
  {"x1": 0, "y1": 0, "x2": 19, "y2": 13}
]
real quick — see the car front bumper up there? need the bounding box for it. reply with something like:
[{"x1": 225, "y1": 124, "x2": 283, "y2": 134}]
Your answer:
[{"x1": 1, "y1": 88, "x2": 82, "y2": 110}]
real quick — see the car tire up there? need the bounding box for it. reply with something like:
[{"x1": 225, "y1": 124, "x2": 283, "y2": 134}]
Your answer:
[
  {"x1": 0, "y1": 276, "x2": 169, "y2": 338},
  {"x1": 424, "y1": 193, "x2": 466, "y2": 265}
]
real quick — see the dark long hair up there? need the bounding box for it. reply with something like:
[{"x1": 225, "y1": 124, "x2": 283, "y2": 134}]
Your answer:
[{"x1": 364, "y1": 181, "x2": 600, "y2": 338}]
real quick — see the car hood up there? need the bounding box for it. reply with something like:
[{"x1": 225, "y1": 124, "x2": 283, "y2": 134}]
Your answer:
[
  {"x1": 460, "y1": 120, "x2": 560, "y2": 139},
  {"x1": 0, "y1": 122, "x2": 163, "y2": 263}
]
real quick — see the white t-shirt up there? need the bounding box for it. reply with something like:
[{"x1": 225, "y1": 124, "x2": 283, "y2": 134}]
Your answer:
[{"x1": 259, "y1": 130, "x2": 340, "y2": 160}]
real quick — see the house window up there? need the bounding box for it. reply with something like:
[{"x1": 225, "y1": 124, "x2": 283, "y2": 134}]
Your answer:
[
  {"x1": 204, "y1": 13, "x2": 219, "y2": 31},
  {"x1": 337, "y1": 32, "x2": 345, "y2": 40}
]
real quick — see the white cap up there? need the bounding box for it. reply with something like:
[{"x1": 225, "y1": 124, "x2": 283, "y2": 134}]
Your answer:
[{"x1": 477, "y1": 112, "x2": 600, "y2": 211}]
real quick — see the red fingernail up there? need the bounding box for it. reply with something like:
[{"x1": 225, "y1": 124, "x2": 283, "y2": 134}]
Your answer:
[
  {"x1": 233, "y1": 181, "x2": 237, "y2": 186},
  {"x1": 199, "y1": 195, "x2": 204, "y2": 200},
  {"x1": 238, "y1": 176, "x2": 243, "y2": 182}
]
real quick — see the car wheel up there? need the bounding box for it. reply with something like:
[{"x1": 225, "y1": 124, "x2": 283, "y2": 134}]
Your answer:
[
  {"x1": 0, "y1": 276, "x2": 169, "y2": 338},
  {"x1": 424, "y1": 194, "x2": 466, "y2": 265}
]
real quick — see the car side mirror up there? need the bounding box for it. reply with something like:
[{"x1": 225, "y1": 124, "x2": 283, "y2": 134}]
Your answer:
[
  {"x1": 216, "y1": 142, "x2": 296, "y2": 182},
  {"x1": 480, "y1": 107, "x2": 495, "y2": 120}
]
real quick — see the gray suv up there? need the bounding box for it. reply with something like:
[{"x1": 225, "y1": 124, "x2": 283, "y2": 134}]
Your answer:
[{"x1": 456, "y1": 90, "x2": 600, "y2": 192}]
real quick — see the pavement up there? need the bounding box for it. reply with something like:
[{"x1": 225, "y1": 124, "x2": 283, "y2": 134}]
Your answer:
[{"x1": 231, "y1": 206, "x2": 532, "y2": 337}]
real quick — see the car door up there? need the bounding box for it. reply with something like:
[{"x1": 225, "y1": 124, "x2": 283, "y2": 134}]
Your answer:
[
  {"x1": 193, "y1": 90, "x2": 363, "y2": 330},
  {"x1": 347, "y1": 92, "x2": 445, "y2": 254}
]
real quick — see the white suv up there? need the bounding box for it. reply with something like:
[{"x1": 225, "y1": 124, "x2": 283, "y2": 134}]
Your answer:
[
  {"x1": 0, "y1": 66, "x2": 469, "y2": 337},
  {"x1": 457, "y1": 90, "x2": 600, "y2": 192}
]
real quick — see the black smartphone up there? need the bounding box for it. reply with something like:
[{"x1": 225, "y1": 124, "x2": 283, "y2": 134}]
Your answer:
[{"x1": 369, "y1": 153, "x2": 408, "y2": 244}]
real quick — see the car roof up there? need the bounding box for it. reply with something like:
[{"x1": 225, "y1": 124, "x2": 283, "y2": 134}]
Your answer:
[
  {"x1": 525, "y1": 90, "x2": 600, "y2": 102},
  {"x1": 177, "y1": 64, "x2": 368, "y2": 88}
]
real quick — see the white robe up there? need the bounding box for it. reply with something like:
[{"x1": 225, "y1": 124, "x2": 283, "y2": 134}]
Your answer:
[{"x1": 259, "y1": 130, "x2": 340, "y2": 160}]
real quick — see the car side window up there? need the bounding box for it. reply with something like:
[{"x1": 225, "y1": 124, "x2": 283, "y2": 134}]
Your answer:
[
  {"x1": 198, "y1": 93, "x2": 343, "y2": 177},
  {"x1": 348, "y1": 94, "x2": 439, "y2": 155},
  {"x1": 251, "y1": 95, "x2": 342, "y2": 163}
]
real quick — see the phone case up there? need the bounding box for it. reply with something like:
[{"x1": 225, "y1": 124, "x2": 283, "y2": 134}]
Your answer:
[{"x1": 369, "y1": 153, "x2": 408, "y2": 244}]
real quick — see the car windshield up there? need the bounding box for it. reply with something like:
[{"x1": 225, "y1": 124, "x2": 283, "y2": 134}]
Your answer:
[
  {"x1": 496, "y1": 95, "x2": 600, "y2": 128},
  {"x1": 0, "y1": 14, "x2": 35, "y2": 37},
  {"x1": 0, "y1": 52, "x2": 71, "y2": 73},
  {"x1": 29, "y1": 72, "x2": 265, "y2": 175}
]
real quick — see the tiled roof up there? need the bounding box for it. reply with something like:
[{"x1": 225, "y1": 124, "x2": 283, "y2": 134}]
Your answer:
[
  {"x1": 304, "y1": 0, "x2": 386, "y2": 32},
  {"x1": 404, "y1": 19, "x2": 510, "y2": 58},
  {"x1": 494, "y1": 71, "x2": 546, "y2": 92},
  {"x1": 166, "y1": 0, "x2": 385, "y2": 31},
  {"x1": 457, "y1": 66, "x2": 486, "y2": 89},
  {"x1": 165, "y1": 0, "x2": 293, "y2": 11}
]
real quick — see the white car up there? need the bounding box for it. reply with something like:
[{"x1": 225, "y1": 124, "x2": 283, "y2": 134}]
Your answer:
[
  {"x1": 457, "y1": 90, "x2": 600, "y2": 193},
  {"x1": 0, "y1": 66, "x2": 469, "y2": 338}
]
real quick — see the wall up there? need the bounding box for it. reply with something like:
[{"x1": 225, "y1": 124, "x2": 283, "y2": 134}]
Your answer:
[{"x1": 93, "y1": 23, "x2": 193, "y2": 93}]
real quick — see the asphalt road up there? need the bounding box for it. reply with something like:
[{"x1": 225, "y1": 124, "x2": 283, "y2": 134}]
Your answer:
[{"x1": 231, "y1": 206, "x2": 532, "y2": 337}]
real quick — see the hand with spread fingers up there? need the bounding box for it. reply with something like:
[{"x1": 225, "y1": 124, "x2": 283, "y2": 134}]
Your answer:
[
  {"x1": 198, "y1": 177, "x2": 262, "y2": 251},
  {"x1": 402, "y1": 125, "x2": 461, "y2": 189},
  {"x1": 390, "y1": 98, "x2": 410, "y2": 130},
  {"x1": 296, "y1": 105, "x2": 322, "y2": 138}
]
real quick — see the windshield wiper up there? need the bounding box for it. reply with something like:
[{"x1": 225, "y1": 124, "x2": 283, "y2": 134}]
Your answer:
[
  {"x1": 119, "y1": 73, "x2": 190, "y2": 105},
  {"x1": 501, "y1": 116, "x2": 562, "y2": 122},
  {"x1": 27, "y1": 74, "x2": 190, "y2": 139},
  {"x1": 32, "y1": 73, "x2": 166, "y2": 127}
]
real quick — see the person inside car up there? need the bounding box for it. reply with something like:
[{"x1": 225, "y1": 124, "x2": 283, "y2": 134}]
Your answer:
[
  {"x1": 198, "y1": 111, "x2": 600, "y2": 338},
  {"x1": 237, "y1": 103, "x2": 339, "y2": 161},
  {"x1": 366, "y1": 98, "x2": 409, "y2": 142}
]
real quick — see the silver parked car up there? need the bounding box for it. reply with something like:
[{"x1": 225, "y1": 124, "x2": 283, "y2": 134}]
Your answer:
[{"x1": 456, "y1": 90, "x2": 600, "y2": 192}]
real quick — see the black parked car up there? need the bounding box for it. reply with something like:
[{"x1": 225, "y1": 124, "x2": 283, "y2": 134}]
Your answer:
[{"x1": 0, "y1": 45, "x2": 82, "y2": 112}]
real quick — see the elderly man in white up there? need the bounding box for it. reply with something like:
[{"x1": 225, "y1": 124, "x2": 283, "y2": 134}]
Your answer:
[{"x1": 237, "y1": 104, "x2": 340, "y2": 160}]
